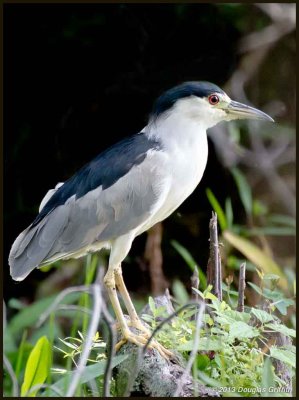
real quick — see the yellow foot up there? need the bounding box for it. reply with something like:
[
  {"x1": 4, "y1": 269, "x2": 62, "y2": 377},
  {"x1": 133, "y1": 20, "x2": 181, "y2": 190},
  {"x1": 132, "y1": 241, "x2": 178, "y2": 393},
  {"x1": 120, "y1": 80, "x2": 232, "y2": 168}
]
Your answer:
[
  {"x1": 115, "y1": 319, "x2": 151, "y2": 337},
  {"x1": 115, "y1": 330, "x2": 173, "y2": 360}
]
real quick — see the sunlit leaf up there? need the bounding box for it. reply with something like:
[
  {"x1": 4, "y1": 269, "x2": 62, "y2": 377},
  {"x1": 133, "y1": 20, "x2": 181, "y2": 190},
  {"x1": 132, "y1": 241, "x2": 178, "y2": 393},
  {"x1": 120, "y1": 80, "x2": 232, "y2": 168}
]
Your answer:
[
  {"x1": 204, "y1": 292, "x2": 218, "y2": 301},
  {"x1": 270, "y1": 347, "x2": 295, "y2": 368},
  {"x1": 58, "y1": 338, "x2": 79, "y2": 350},
  {"x1": 265, "y1": 323, "x2": 296, "y2": 338},
  {"x1": 261, "y1": 358, "x2": 275, "y2": 396},
  {"x1": 228, "y1": 321, "x2": 259, "y2": 339},
  {"x1": 263, "y1": 274, "x2": 281, "y2": 281},
  {"x1": 196, "y1": 354, "x2": 210, "y2": 370},
  {"x1": 192, "y1": 287, "x2": 205, "y2": 299},
  {"x1": 43, "y1": 354, "x2": 128, "y2": 396},
  {"x1": 148, "y1": 296, "x2": 156, "y2": 315},
  {"x1": 271, "y1": 299, "x2": 295, "y2": 316},
  {"x1": 223, "y1": 231, "x2": 287, "y2": 290},
  {"x1": 178, "y1": 337, "x2": 223, "y2": 352},
  {"x1": 172, "y1": 279, "x2": 189, "y2": 304},
  {"x1": 8, "y1": 292, "x2": 81, "y2": 338},
  {"x1": 21, "y1": 336, "x2": 51, "y2": 397},
  {"x1": 251, "y1": 308, "x2": 274, "y2": 324}
]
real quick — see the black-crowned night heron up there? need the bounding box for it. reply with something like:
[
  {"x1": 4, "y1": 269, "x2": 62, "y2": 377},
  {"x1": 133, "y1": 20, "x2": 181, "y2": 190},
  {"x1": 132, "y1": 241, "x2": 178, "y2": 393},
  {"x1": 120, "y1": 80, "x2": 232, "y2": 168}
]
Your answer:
[{"x1": 9, "y1": 81, "x2": 273, "y2": 357}]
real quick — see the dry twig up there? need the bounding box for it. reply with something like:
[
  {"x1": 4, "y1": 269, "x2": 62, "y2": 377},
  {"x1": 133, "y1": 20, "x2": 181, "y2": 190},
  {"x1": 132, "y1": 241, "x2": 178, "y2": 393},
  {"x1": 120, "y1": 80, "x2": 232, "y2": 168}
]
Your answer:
[
  {"x1": 207, "y1": 212, "x2": 222, "y2": 301},
  {"x1": 237, "y1": 262, "x2": 246, "y2": 312}
]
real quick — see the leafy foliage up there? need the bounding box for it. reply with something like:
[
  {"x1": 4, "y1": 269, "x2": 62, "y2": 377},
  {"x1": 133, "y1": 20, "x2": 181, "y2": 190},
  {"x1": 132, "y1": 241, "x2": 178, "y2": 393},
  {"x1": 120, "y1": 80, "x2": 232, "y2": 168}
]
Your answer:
[
  {"x1": 21, "y1": 336, "x2": 51, "y2": 397},
  {"x1": 142, "y1": 279, "x2": 295, "y2": 397}
]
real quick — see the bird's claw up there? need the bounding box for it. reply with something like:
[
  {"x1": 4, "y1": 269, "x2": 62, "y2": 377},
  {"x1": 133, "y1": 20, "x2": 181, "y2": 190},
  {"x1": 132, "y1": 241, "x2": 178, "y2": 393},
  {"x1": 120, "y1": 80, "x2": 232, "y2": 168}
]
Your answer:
[
  {"x1": 115, "y1": 319, "x2": 151, "y2": 337},
  {"x1": 115, "y1": 329, "x2": 173, "y2": 360}
]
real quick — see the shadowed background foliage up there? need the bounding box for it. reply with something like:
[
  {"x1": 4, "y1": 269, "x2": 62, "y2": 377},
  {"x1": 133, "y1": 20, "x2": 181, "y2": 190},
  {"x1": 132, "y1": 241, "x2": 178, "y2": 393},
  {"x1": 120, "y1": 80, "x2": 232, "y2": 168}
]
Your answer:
[{"x1": 4, "y1": 4, "x2": 295, "y2": 305}]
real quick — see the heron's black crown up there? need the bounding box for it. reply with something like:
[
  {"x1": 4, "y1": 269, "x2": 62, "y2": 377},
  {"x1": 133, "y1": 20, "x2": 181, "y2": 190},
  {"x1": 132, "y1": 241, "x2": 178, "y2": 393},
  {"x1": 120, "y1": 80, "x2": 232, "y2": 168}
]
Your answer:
[{"x1": 152, "y1": 81, "x2": 225, "y2": 118}]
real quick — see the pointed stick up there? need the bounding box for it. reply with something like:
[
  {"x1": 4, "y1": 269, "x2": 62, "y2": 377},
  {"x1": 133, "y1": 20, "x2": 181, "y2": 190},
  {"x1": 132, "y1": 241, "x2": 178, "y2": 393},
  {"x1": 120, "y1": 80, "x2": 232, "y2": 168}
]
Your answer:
[{"x1": 237, "y1": 262, "x2": 246, "y2": 312}]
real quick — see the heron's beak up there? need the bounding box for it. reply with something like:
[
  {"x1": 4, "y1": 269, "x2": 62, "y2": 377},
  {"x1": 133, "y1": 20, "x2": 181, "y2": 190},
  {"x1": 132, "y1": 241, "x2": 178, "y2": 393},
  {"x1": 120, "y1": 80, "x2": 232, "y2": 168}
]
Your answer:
[{"x1": 226, "y1": 100, "x2": 274, "y2": 122}]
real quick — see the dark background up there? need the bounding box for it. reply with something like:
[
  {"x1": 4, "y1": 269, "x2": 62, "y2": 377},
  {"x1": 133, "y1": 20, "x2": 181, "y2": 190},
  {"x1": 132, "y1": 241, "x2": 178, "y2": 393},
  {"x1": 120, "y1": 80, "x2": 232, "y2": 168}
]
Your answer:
[{"x1": 4, "y1": 4, "x2": 295, "y2": 303}]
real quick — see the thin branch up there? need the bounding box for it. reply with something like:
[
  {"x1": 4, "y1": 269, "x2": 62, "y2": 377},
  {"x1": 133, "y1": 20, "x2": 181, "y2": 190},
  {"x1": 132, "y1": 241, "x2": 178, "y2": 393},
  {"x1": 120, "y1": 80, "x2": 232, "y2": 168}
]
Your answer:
[
  {"x1": 55, "y1": 305, "x2": 92, "y2": 315},
  {"x1": 207, "y1": 212, "x2": 222, "y2": 301},
  {"x1": 191, "y1": 266, "x2": 199, "y2": 302},
  {"x1": 26, "y1": 383, "x2": 64, "y2": 397},
  {"x1": 36, "y1": 285, "x2": 92, "y2": 328},
  {"x1": 101, "y1": 302, "x2": 117, "y2": 397},
  {"x1": 86, "y1": 379, "x2": 100, "y2": 397},
  {"x1": 3, "y1": 354, "x2": 19, "y2": 397},
  {"x1": 66, "y1": 283, "x2": 102, "y2": 397},
  {"x1": 237, "y1": 262, "x2": 246, "y2": 312},
  {"x1": 173, "y1": 302, "x2": 205, "y2": 397}
]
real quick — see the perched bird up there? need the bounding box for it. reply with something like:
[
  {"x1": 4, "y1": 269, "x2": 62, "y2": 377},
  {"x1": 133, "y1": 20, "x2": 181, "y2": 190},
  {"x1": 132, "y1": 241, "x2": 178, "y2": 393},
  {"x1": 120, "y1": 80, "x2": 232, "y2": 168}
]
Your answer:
[{"x1": 9, "y1": 81, "x2": 273, "y2": 356}]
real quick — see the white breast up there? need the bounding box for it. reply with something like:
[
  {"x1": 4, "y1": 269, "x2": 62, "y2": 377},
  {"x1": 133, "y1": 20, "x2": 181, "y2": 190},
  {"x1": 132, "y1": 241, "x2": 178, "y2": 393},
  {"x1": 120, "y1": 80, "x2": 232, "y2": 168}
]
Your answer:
[{"x1": 137, "y1": 112, "x2": 209, "y2": 233}]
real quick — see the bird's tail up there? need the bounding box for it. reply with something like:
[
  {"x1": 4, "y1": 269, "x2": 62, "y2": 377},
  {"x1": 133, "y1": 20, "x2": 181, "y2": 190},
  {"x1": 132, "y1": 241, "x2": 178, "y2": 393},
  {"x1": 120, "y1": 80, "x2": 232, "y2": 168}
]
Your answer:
[{"x1": 9, "y1": 206, "x2": 69, "y2": 281}]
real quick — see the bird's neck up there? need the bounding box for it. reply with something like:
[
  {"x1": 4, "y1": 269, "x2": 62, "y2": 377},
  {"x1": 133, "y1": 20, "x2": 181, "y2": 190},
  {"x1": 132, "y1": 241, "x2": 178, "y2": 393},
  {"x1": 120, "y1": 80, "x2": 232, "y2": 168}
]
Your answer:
[{"x1": 144, "y1": 112, "x2": 208, "y2": 152}]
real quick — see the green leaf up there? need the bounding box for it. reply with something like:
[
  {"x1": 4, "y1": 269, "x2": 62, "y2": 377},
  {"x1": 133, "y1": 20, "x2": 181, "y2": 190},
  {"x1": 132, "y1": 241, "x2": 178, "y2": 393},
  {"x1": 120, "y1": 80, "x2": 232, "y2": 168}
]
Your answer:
[
  {"x1": 214, "y1": 310, "x2": 251, "y2": 326},
  {"x1": 270, "y1": 347, "x2": 295, "y2": 368},
  {"x1": 172, "y1": 279, "x2": 189, "y2": 304},
  {"x1": 15, "y1": 331, "x2": 28, "y2": 379},
  {"x1": 261, "y1": 358, "x2": 275, "y2": 397},
  {"x1": 225, "y1": 310, "x2": 251, "y2": 323},
  {"x1": 246, "y1": 226, "x2": 295, "y2": 236},
  {"x1": 263, "y1": 274, "x2": 281, "y2": 281},
  {"x1": 206, "y1": 188, "x2": 227, "y2": 230},
  {"x1": 204, "y1": 292, "x2": 218, "y2": 301},
  {"x1": 247, "y1": 282, "x2": 281, "y2": 301},
  {"x1": 231, "y1": 167, "x2": 252, "y2": 216},
  {"x1": 43, "y1": 354, "x2": 128, "y2": 396},
  {"x1": 272, "y1": 298, "x2": 295, "y2": 316},
  {"x1": 8, "y1": 298, "x2": 27, "y2": 310},
  {"x1": 251, "y1": 308, "x2": 274, "y2": 324},
  {"x1": 171, "y1": 240, "x2": 207, "y2": 288},
  {"x1": 197, "y1": 371, "x2": 223, "y2": 388},
  {"x1": 178, "y1": 337, "x2": 223, "y2": 352},
  {"x1": 225, "y1": 197, "x2": 234, "y2": 230},
  {"x1": 148, "y1": 296, "x2": 156, "y2": 316},
  {"x1": 3, "y1": 328, "x2": 17, "y2": 354},
  {"x1": 223, "y1": 231, "x2": 287, "y2": 290},
  {"x1": 196, "y1": 354, "x2": 210, "y2": 370},
  {"x1": 58, "y1": 338, "x2": 79, "y2": 350},
  {"x1": 265, "y1": 323, "x2": 296, "y2": 338},
  {"x1": 21, "y1": 336, "x2": 51, "y2": 397},
  {"x1": 8, "y1": 292, "x2": 81, "y2": 338},
  {"x1": 192, "y1": 287, "x2": 205, "y2": 300},
  {"x1": 253, "y1": 199, "x2": 268, "y2": 217},
  {"x1": 267, "y1": 214, "x2": 296, "y2": 228},
  {"x1": 228, "y1": 321, "x2": 259, "y2": 339}
]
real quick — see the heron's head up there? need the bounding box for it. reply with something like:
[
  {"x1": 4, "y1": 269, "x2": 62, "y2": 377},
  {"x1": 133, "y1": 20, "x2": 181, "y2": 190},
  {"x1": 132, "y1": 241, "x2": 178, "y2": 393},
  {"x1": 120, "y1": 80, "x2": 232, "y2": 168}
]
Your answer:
[{"x1": 151, "y1": 81, "x2": 274, "y2": 129}]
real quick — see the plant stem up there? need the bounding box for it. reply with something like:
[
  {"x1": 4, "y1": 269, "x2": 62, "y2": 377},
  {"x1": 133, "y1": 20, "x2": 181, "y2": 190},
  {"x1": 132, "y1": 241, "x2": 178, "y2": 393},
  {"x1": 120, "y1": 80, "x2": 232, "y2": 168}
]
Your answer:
[{"x1": 237, "y1": 262, "x2": 246, "y2": 312}]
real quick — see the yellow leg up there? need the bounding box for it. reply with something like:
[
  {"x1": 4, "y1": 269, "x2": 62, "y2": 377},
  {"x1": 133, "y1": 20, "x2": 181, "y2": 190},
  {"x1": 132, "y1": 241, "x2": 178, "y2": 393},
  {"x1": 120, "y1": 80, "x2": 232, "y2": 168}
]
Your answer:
[
  {"x1": 114, "y1": 264, "x2": 151, "y2": 336},
  {"x1": 103, "y1": 265, "x2": 173, "y2": 359}
]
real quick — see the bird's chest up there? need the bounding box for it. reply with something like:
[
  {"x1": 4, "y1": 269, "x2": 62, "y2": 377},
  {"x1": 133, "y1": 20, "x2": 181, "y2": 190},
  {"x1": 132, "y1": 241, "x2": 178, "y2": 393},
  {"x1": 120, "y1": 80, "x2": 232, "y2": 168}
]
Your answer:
[
  {"x1": 167, "y1": 138, "x2": 208, "y2": 206},
  {"x1": 150, "y1": 133, "x2": 208, "y2": 225}
]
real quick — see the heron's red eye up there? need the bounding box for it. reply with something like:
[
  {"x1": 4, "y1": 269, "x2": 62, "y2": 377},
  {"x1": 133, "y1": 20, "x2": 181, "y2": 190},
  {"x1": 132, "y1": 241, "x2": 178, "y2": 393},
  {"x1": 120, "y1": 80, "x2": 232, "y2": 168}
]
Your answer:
[{"x1": 208, "y1": 94, "x2": 220, "y2": 105}]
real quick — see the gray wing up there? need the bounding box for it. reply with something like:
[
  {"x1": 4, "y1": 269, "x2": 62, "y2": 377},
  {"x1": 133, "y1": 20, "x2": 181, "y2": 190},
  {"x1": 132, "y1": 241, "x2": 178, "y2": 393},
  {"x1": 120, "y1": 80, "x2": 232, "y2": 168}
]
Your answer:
[{"x1": 9, "y1": 150, "x2": 170, "y2": 281}]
